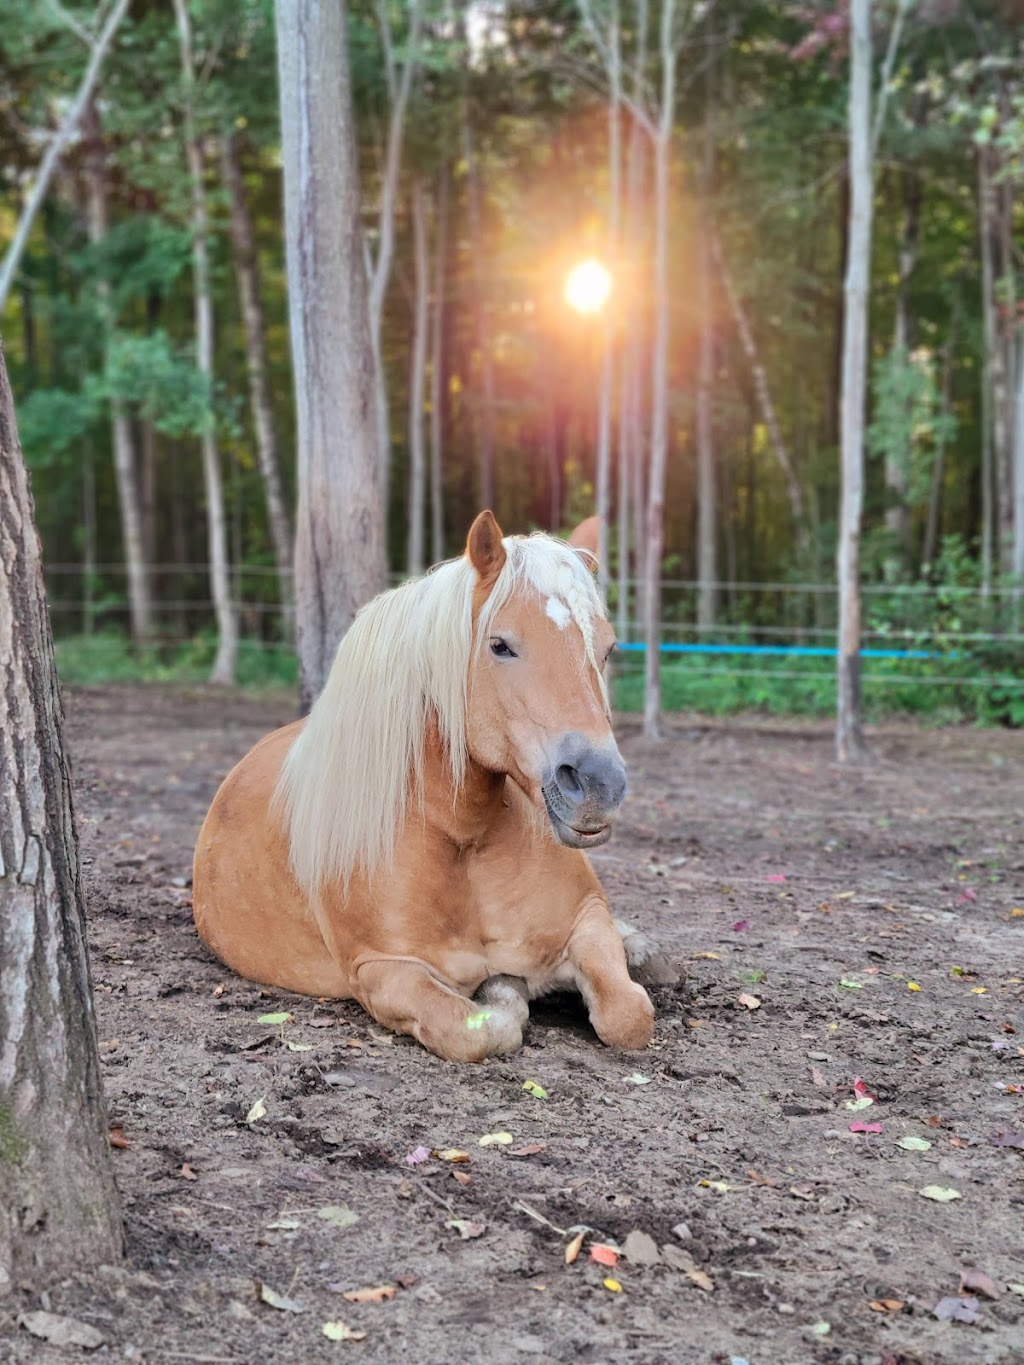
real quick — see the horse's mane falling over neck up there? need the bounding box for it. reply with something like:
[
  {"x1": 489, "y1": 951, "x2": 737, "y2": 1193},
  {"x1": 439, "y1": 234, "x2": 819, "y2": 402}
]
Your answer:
[{"x1": 273, "y1": 533, "x2": 607, "y2": 894}]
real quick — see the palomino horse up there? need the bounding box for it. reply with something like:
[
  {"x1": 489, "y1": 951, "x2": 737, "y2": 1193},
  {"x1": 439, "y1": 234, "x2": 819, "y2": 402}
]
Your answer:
[{"x1": 193, "y1": 512, "x2": 668, "y2": 1062}]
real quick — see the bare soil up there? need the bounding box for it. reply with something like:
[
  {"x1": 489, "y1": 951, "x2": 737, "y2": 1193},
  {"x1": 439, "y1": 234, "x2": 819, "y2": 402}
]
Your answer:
[{"x1": 3, "y1": 684, "x2": 1024, "y2": 1365}]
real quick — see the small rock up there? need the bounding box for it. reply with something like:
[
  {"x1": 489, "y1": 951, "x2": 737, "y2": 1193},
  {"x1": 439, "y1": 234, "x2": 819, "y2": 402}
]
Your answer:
[
  {"x1": 513, "y1": 1335, "x2": 546, "y2": 1355},
  {"x1": 17, "y1": 1312, "x2": 106, "y2": 1350},
  {"x1": 823, "y1": 1129, "x2": 842, "y2": 1140},
  {"x1": 820, "y1": 1193, "x2": 846, "y2": 1215},
  {"x1": 622, "y1": 1229, "x2": 661, "y2": 1266},
  {"x1": 807, "y1": 1052, "x2": 830, "y2": 1061},
  {"x1": 777, "y1": 1302, "x2": 795, "y2": 1315},
  {"x1": 671, "y1": 1221, "x2": 693, "y2": 1242}
]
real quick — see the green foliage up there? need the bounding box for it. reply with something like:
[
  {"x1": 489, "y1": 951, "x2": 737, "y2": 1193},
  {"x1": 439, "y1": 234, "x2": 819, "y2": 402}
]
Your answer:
[
  {"x1": 55, "y1": 632, "x2": 297, "y2": 690},
  {"x1": 867, "y1": 345, "x2": 956, "y2": 509},
  {"x1": 99, "y1": 331, "x2": 212, "y2": 437}
]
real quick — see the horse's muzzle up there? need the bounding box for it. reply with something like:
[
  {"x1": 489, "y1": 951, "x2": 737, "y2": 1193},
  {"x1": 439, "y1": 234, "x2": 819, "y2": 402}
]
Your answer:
[{"x1": 541, "y1": 735, "x2": 627, "y2": 849}]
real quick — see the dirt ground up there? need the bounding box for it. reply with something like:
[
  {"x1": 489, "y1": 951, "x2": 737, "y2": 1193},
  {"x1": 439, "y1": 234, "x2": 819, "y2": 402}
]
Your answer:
[{"x1": 3, "y1": 685, "x2": 1023, "y2": 1365}]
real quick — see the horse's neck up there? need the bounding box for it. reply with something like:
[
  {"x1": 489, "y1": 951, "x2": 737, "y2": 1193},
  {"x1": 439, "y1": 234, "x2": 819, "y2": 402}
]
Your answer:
[{"x1": 420, "y1": 722, "x2": 505, "y2": 849}]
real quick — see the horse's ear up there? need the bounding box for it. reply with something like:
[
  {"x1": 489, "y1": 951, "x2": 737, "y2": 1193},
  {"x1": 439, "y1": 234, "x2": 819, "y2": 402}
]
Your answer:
[
  {"x1": 466, "y1": 510, "x2": 507, "y2": 584},
  {"x1": 567, "y1": 515, "x2": 601, "y2": 570}
]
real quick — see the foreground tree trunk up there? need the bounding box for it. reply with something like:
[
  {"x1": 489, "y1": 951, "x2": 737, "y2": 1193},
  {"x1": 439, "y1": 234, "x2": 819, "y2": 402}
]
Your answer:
[
  {"x1": 276, "y1": 0, "x2": 386, "y2": 710},
  {"x1": 173, "y1": 0, "x2": 237, "y2": 685},
  {"x1": 407, "y1": 178, "x2": 429, "y2": 578},
  {"x1": 695, "y1": 24, "x2": 716, "y2": 630},
  {"x1": 836, "y1": 0, "x2": 872, "y2": 763},
  {"x1": 0, "y1": 340, "x2": 123, "y2": 1295},
  {"x1": 83, "y1": 101, "x2": 153, "y2": 646},
  {"x1": 221, "y1": 132, "x2": 294, "y2": 636},
  {"x1": 429, "y1": 165, "x2": 449, "y2": 566}
]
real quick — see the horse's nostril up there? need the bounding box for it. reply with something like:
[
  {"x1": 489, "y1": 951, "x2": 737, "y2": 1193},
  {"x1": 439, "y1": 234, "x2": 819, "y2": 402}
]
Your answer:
[{"x1": 556, "y1": 764, "x2": 585, "y2": 804}]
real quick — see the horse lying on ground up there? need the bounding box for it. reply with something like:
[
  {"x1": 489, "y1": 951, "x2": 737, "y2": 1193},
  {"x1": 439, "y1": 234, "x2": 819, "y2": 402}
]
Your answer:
[{"x1": 193, "y1": 511, "x2": 672, "y2": 1062}]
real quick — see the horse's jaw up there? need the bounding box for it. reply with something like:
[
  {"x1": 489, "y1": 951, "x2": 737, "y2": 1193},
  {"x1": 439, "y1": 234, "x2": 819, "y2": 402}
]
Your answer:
[{"x1": 541, "y1": 787, "x2": 613, "y2": 849}]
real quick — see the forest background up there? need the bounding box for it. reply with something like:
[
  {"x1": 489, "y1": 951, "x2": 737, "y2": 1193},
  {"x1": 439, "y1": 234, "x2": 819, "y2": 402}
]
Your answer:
[{"x1": 2, "y1": 0, "x2": 1023, "y2": 730}]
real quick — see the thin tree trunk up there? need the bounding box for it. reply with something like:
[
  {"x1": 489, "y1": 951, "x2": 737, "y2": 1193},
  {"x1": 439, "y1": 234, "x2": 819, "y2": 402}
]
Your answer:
[
  {"x1": 998, "y1": 170, "x2": 1017, "y2": 578},
  {"x1": 173, "y1": 0, "x2": 237, "y2": 685},
  {"x1": 1013, "y1": 338, "x2": 1024, "y2": 587},
  {"x1": 594, "y1": 2, "x2": 622, "y2": 597},
  {"x1": 696, "y1": 22, "x2": 716, "y2": 630},
  {"x1": 978, "y1": 145, "x2": 998, "y2": 596},
  {"x1": 643, "y1": 0, "x2": 678, "y2": 740},
  {"x1": 407, "y1": 178, "x2": 429, "y2": 577},
  {"x1": 0, "y1": 339, "x2": 123, "y2": 1294},
  {"x1": 462, "y1": 111, "x2": 497, "y2": 510},
  {"x1": 276, "y1": 0, "x2": 386, "y2": 711},
  {"x1": 429, "y1": 165, "x2": 449, "y2": 566},
  {"x1": 220, "y1": 132, "x2": 294, "y2": 636},
  {"x1": 0, "y1": 0, "x2": 131, "y2": 312},
  {"x1": 140, "y1": 418, "x2": 157, "y2": 570},
  {"x1": 369, "y1": 0, "x2": 425, "y2": 495},
  {"x1": 82, "y1": 100, "x2": 153, "y2": 646},
  {"x1": 835, "y1": 0, "x2": 872, "y2": 763},
  {"x1": 83, "y1": 442, "x2": 96, "y2": 635},
  {"x1": 711, "y1": 230, "x2": 807, "y2": 547},
  {"x1": 886, "y1": 168, "x2": 922, "y2": 560},
  {"x1": 921, "y1": 292, "x2": 959, "y2": 573}
]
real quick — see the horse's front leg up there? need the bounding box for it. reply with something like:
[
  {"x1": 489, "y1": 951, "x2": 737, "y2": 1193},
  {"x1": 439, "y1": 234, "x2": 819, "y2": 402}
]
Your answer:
[
  {"x1": 566, "y1": 900, "x2": 654, "y2": 1050},
  {"x1": 353, "y1": 959, "x2": 525, "y2": 1062}
]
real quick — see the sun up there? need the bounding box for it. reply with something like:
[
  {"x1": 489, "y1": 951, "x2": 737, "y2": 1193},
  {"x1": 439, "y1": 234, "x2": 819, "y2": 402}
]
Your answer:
[{"x1": 564, "y1": 258, "x2": 612, "y2": 315}]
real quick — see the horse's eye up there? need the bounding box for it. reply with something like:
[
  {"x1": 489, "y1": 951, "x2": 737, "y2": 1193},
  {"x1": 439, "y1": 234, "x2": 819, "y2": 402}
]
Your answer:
[{"x1": 490, "y1": 638, "x2": 517, "y2": 659}]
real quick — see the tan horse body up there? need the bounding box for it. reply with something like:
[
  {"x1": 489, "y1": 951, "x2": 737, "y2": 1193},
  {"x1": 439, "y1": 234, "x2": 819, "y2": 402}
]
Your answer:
[{"x1": 193, "y1": 513, "x2": 660, "y2": 1062}]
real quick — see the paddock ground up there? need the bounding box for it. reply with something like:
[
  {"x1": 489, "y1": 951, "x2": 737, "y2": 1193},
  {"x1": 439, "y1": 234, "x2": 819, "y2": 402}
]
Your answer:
[{"x1": 3, "y1": 685, "x2": 1023, "y2": 1364}]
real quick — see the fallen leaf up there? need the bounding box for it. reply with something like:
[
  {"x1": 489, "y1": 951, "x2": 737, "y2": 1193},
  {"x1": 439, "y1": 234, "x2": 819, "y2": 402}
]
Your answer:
[
  {"x1": 452, "y1": 1170, "x2": 472, "y2": 1187},
  {"x1": 971, "y1": 986, "x2": 988, "y2": 995},
  {"x1": 765, "y1": 874, "x2": 788, "y2": 884},
  {"x1": 603, "y1": 1278, "x2": 623, "y2": 1293},
  {"x1": 846, "y1": 1096, "x2": 874, "y2": 1112},
  {"x1": 699, "y1": 1179, "x2": 732, "y2": 1193},
  {"x1": 990, "y1": 1131, "x2": 1024, "y2": 1149},
  {"x1": 732, "y1": 919, "x2": 751, "y2": 932},
  {"x1": 628, "y1": 1073, "x2": 653, "y2": 1085},
  {"x1": 590, "y1": 1243, "x2": 619, "y2": 1267},
  {"x1": 838, "y1": 978, "x2": 863, "y2": 990},
  {"x1": 789, "y1": 1184, "x2": 815, "y2": 1200},
  {"x1": 322, "y1": 1320, "x2": 367, "y2": 1342},
  {"x1": 318, "y1": 1204, "x2": 360, "y2": 1229},
  {"x1": 245, "y1": 1097, "x2": 267, "y2": 1124},
  {"x1": 308, "y1": 1015, "x2": 336, "y2": 1028},
  {"x1": 522, "y1": 1080, "x2": 548, "y2": 1099},
  {"x1": 446, "y1": 1218, "x2": 486, "y2": 1240},
  {"x1": 565, "y1": 1230, "x2": 585, "y2": 1264},
  {"x1": 692, "y1": 952, "x2": 720, "y2": 961},
  {"x1": 746, "y1": 1168, "x2": 778, "y2": 1187},
  {"x1": 258, "y1": 1012, "x2": 293, "y2": 1025},
  {"x1": 808, "y1": 1321, "x2": 831, "y2": 1336},
  {"x1": 622, "y1": 1230, "x2": 660, "y2": 1265},
  {"x1": 685, "y1": 1265, "x2": 714, "y2": 1292},
  {"x1": 16, "y1": 1312, "x2": 106, "y2": 1349},
  {"x1": 108, "y1": 1125, "x2": 131, "y2": 1149},
  {"x1": 1007, "y1": 1283, "x2": 1024, "y2": 1296},
  {"x1": 737, "y1": 993, "x2": 761, "y2": 1010},
  {"x1": 259, "y1": 1283, "x2": 304, "y2": 1313},
  {"x1": 478, "y1": 1132, "x2": 514, "y2": 1147},
  {"x1": 852, "y1": 1077, "x2": 877, "y2": 1100},
  {"x1": 286, "y1": 1040, "x2": 314, "y2": 1052},
  {"x1": 920, "y1": 1185, "x2": 961, "y2": 1202},
  {"x1": 849, "y1": 1122, "x2": 883, "y2": 1134},
  {"x1": 405, "y1": 1145, "x2": 431, "y2": 1165},
  {"x1": 869, "y1": 1299, "x2": 904, "y2": 1314},
  {"x1": 907, "y1": 982, "x2": 922, "y2": 992},
  {"x1": 179, "y1": 1162, "x2": 198, "y2": 1180},
  {"x1": 509, "y1": 1143, "x2": 546, "y2": 1157},
  {"x1": 434, "y1": 1148, "x2": 471, "y2": 1163},
  {"x1": 342, "y1": 1285, "x2": 396, "y2": 1304},
  {"x1": 960, "y1": 1268, "x2": 1001, "y2": 1301},
  {"x1": 266, "y1": 1218, "x2": 301, "y2": 1230},
  {"x1": 896, "y1": 1136, "x2": 932, "y2": 1152},
  {"x1": 933, "y1": 1296, "x2": 981, "y2": 1324},
  {"x1": 811, "y1": 1066, "x2": 827, "y2": 1088}
]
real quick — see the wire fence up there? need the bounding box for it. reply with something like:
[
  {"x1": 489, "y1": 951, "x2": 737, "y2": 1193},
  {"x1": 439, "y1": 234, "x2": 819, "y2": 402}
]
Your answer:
[{"x1": 43, "y1": 563, "x2": 1024, "y2": 711}]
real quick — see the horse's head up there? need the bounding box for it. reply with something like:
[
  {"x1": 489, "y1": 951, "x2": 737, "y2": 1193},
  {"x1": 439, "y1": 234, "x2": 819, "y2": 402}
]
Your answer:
[{"x1": 464, "y1": 511, "x2": 625, "y2": 850}]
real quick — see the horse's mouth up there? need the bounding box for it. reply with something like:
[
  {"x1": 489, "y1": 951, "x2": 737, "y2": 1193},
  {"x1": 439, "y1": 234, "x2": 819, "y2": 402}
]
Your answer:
[{"x1": 542, "y1": 789, "x2": 612, "y2": 850}]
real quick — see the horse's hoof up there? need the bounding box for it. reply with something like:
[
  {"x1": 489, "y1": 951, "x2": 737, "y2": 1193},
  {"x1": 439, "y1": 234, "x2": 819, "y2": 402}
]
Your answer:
[
  {"x1": 614, "y1": 920, "x2": 682, "y2": 987},
  {"x1": 476, "y1": 974, "x2": 531, "y2": 1029}
]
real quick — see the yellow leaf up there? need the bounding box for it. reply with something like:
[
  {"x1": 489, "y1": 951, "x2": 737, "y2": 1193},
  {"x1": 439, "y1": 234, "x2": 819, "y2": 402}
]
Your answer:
[
  {"x1": 434, "y1": 1149, "x2": 471, "y2": 1163},
  {"x1": 692, "y1": 952, "x2": 720, "y2": 961},
  {"x1": 322, "y1": 1320, "x2": 367, "y2": 1342},
  {"x1": 245, "y1": 1096, "x2": 267, "y2": 1124},
  {"x1": 603, "y1": 1278, "x2": 623, "y2": 1293},
  {"x1": 478, "y1": 1132, "x2": 514, "y2": 1147},
  {"x1": 970, "y1": 987, "x2": 988, "y2": 995},
  {"x1": 907, "y1": 982, "x2": 922, "y2": 992},
  {"x1": 565, "y1": 1231, "x2": 584, "y2": 1265}
]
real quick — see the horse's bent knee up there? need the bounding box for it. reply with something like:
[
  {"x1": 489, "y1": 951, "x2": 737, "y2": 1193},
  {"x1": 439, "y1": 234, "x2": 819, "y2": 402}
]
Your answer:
[{"x1": 591, "y1": 980, "x2": 654, "y2": 1051}]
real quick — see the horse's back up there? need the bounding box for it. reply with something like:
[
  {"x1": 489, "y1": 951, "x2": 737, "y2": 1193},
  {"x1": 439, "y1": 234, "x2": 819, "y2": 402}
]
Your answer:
[{"x1": 192, "y1": 720, "x2": 350, "y2": 997}]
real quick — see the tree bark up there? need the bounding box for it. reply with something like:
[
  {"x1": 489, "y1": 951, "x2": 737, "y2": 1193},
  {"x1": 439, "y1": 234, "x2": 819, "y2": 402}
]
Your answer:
[
  {"x1": 835, "y1": 0, "x2": 872, "y2": 763},
  {"x1": 886, "y1": 168, "x2": 922, "y2": 559},
  {"x1": 594, "y1": 1, "x2": 622, "y2": 599},
  {"x1": 82, "y1": 100, "x2": 153, "y2": 646},
  {"x1": 407, "y1": 178, "x2": 429, "y2": 578},
  {"x1": 429, "y1": 165, "x2": 449, "y2": 566},
  {"x1": 696, "y1": 22, "x2": 716, "y2": 630},
  {"x1": 0, "y1": 339, "x2": 123, "y2": 1295},
  {"x1": 643, "y1": 0, "x2": 678, "y2": 740},
  {"x1": 0, "y1": 0, "x2": 132, "y2": 312},
  {"x1": 221, "y1": 132, "x2": 294, "y2": 636},
  {"x1": 978, "y1": 144, "x2": 998, "y2": 595},
  {"x1": 462, "y1": 111, "x2": 497, "y2": 511},
  {"x1": 921, "y1": 294, "x2": 959, "y2": 573},
  {"x1": 173, "y1": 0, "x2": 237, "y2": 684},
  {"x1": 276, "y1": 0, "x2": 386, "y2": 711}
]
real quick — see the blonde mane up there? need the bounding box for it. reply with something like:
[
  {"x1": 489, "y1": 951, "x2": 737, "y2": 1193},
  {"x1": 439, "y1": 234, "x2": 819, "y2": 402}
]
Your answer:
[{"x1": 273, "y1": 533, "x2": 607, "y2": 893}]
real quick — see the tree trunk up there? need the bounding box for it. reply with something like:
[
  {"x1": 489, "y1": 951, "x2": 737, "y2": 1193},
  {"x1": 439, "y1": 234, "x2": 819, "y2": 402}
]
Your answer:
[
  {"x1": 921, "y1": 291, "x2": 959, "y2": 573},
  {"x1": 82, "y1": 442, "x2": 96, "y2": 635},
  {"x1": 643, "y1": 0, "x2": 678, "y2": 740},
  {"x1": 173, "y1": 0, "x2": 237, "y2": 684},
  {"x1": 978, "y1": 145, "x2": 998, "y2": 596},
  {"x1": 998, "y1": 170, "x2": 1017, "y2": 578},
  {"x1": 886, "y1": 168, "x2": 922, "y2": 560},
  {"x1": 594, "y1": 2, "x2": 622, "y2": 599},
  {"x1": 369, "y1": 0, "x2": 425, "y2": 498},
  {"x1": 82, "y1": 100, "x2": 153, "y2": 646},
  {"x1": 429, "y1": 165, "x2": 449, "y2": 567},
  {"x1": 221, "y1": 132, "x2": 294, "y2": 636},
  {"x1": 276, "y1": 0, "x2": 386, "y2": 711},
  {"x1": 1013, "y1": 338, "x2": 1024, "y2": 588},
  {"x1": 0, "y1": 340, "x2": 123, "y2": 1295},
  {"x1": 835, "y1": 0, "x2": 872, "y2": 763},
  {"x1": 462, "y1": 111, "x2": 497, "y2": 511},
  {"x1": 0, "y1": 0, "x2": 131, "y2": 312},
  {"x1": 696, "y1": 24, "x2": 716, "y2": 630},
  {"x1": 407, "y1": 178, "x2": 429, "y2": 578}
]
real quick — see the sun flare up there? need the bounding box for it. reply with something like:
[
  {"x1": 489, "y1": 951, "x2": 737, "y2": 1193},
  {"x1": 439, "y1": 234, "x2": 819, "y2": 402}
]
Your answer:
[{"x1": 564, "y1": 258, "x2": 612, "y2": 315}]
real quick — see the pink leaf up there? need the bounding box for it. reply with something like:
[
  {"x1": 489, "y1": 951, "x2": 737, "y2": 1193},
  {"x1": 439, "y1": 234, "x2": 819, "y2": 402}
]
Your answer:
[
  {"x1": 849, "y1": 1121, "x2": 883, "y2": 1134},
  {"x1": 853, "y1": 1076, "x2": 878, "y2": 1101},
  {"x1": 405, "y1": 1145, "x2": 431, "y2": 1166},
  {"x1": 765, "y1": 874, "x2": 788, "y2": 884},
  {"x1": 732, "y1": 919, "x2": 751, "y2": 933}
]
